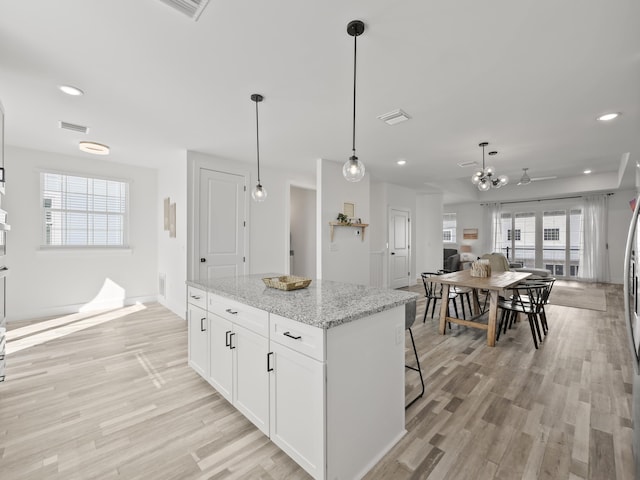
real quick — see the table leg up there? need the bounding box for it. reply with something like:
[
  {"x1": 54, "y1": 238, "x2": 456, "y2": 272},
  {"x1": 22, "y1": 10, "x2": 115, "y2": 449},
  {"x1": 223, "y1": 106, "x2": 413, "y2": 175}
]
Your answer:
[
  {"x1": 472, "y1": 289, "x2": 480, "y2": 316},
  {"x1": 486, "y1": 290, "x2": 498, "y2": 347},
  {"x1": 438, "y1": 285, "x2": 450, "y2": 335}
]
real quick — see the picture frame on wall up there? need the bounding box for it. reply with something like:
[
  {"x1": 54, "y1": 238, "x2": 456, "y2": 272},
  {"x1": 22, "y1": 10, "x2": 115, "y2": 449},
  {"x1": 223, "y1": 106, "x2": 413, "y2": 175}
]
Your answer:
[
  {"x1": 343, "y1": 202, "x2": 355, "y2": 218},
  {"x1": 463, "y1": 228, "x2": 478, "y2": 240}
]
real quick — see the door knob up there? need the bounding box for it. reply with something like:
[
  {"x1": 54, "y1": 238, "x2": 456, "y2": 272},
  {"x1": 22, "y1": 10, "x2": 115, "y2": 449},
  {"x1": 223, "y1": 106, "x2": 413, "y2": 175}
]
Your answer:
[
  {"x1": 390, "y1": 252, "x2": 395, "y2": 255},
  {"x1": 200, "y1": 258, "x2": 206, "y2": 262}
]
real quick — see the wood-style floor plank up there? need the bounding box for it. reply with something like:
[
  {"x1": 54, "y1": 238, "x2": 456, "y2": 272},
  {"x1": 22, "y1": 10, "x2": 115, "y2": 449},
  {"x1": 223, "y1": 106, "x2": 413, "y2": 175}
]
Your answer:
[{"x1": 0, "y1": 281, "x2": 634, "y2": 479}]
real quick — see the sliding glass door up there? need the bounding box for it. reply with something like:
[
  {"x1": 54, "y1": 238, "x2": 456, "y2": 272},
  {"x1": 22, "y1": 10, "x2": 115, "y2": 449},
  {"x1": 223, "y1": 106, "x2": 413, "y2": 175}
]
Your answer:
[{"x1": 497, "y1": 205, "x2": 582, "y2": 278}]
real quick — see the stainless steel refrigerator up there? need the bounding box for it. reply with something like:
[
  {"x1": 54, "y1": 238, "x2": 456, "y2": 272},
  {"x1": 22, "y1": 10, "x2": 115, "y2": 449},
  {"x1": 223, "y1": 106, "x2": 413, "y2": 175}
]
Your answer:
[{"x1": 623, "y1": 162, "x2": 640, "y2": 475}]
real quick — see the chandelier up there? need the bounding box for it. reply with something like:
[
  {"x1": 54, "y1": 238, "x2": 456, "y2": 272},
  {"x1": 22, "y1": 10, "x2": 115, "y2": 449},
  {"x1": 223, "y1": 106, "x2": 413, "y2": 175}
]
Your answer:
[{"x1": 471, "y1": 142, "x2": 508, "y2": 191}]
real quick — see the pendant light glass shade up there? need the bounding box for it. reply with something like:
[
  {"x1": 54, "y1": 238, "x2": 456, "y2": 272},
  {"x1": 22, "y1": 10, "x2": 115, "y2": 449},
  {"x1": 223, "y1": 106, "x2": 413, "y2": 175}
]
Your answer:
[
  {"x1": 252, "y1": 183, "x2": 267, "y2": 202},
  {"x1": 343, "y1": 154, "x2": 365, "y2": 182},
  {"x1": 343, "y1": 20, "x2": 366, "y2": 182},
  {"x1": 250, "y1": 93, "x2": 267, "y2": 202}
]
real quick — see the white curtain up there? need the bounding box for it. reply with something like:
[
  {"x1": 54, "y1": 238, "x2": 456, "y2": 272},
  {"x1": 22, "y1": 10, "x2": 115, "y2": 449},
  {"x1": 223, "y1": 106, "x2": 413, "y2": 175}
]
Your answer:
[
  {"x1": 579, "y1": 194, "x2": 610, "y2": 282},
  {"x1": 483, "y1": 202, "x2": 502, "y2": 254}
]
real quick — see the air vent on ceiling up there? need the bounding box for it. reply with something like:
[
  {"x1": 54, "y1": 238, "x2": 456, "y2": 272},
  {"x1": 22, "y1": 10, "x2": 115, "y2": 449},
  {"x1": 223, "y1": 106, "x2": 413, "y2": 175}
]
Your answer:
[
  {"x1": 376, "y1": 109, "x2": 411, "y2": 125},
  {"x1": 157, "y1": 0, "x2": 210, "y2": 20},
  {"x1": 457, "y1": 160, "x2": 479, "y2": 168},
  {"x1": 59, "y1": 121, "x2": 89, "y2": 134}
]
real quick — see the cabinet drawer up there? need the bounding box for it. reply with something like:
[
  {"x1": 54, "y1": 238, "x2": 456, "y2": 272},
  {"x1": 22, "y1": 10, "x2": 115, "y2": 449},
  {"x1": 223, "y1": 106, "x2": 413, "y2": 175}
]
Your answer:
[
  {"x1": 187, "y1": 286, "x2": 207, "y2": 309},
  {"x1": 208, "y1": 294, "x2": 268, "y2": 338},
  {"x1": 270, "y1": 314, "x2": 325, "y2": 361}
]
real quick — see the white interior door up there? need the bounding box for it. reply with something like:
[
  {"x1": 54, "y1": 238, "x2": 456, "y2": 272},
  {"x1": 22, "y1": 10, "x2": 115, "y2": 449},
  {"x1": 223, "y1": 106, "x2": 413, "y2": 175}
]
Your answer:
[
  {"x1": 388, "y1": 207, "x2": 411, "y2": 289},
  {"x1": 199, "y1": 169, "x2": 246, "y2": 280}
]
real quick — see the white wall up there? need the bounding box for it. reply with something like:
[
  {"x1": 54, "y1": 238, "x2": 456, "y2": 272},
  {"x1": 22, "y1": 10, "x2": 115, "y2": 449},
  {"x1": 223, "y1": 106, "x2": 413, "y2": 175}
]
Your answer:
[
  {"x1": 186, "y1": 150, "x2": 315, "y2": 278},
  {"x1": 290, "y1": 186, "x2": 316, "y2": 278},
  {"x1": 441, "y1": 202, "x2": 485, "y2": 257},
  {"x1": 319, "y1": 159, "x2": 370, "y2": 284},
  {"x1": 4, "y1": 146, "x2": 158, "y2": 321},
  {"x1": 415, "y1": 193, "x2": 444, "y2": 276},
  {"x1": 157, "y1": 155, "x2": 188, "y2": 318}
]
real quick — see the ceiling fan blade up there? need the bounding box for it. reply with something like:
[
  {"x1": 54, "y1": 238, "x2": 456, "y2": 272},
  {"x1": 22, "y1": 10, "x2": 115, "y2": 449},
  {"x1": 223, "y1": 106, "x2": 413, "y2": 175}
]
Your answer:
[{"x1": 530, "y1": 176, "x2": 557, "y2": 182}]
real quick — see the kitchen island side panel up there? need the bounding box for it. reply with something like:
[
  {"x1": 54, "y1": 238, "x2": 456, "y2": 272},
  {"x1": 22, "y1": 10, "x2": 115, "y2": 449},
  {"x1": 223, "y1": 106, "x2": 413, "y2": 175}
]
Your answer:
[{"x1": 326, "y1": 306, "x2": 406, "y2": 480}]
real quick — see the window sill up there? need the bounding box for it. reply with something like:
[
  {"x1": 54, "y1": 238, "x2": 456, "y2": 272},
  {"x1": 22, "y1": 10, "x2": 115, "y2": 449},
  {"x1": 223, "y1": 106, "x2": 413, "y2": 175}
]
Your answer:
[{"x1": 38, "y1": 247, "x2": 133, "y2": 255}]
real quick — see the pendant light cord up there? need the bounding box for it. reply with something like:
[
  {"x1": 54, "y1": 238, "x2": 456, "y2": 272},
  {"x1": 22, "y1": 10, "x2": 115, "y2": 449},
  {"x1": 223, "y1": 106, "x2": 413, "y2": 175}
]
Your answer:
[
  {"x1": 255, "y1": 99, "x2": 261, "y2": 183},
  {"x1": 352, "y1": 32, "x2": 357, "y2": 155}
]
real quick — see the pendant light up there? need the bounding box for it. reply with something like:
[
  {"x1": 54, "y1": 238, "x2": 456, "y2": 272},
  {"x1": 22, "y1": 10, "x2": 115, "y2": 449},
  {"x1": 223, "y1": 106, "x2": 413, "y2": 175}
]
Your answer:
[
  {"x1": 250, "y1": 93, "x2": 267, "y2": 202},
  {"x1": 470, "y1": 142, "x2": 508, "y2": 191},
  {"x1": 343, "y1": 20, "x2": 366, "y2": 182}
]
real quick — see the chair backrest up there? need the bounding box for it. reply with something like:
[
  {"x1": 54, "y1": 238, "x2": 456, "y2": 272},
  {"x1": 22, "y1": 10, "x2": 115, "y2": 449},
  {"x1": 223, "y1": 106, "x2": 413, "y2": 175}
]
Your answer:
[
  {"x1": 480, "y1": 253, "x2": 511, "y2": 273},
  {"x1": 525, "y1": 277, "x2": 556, "y2": 305},
  {"x1": 421, "y1": 272, "x2": 442, "y2": 299},
  {"x1": 405, "y1": 300, "x2": 417, "y2": 330},
  {"x1": 507, "y1": 283, "x2": 545, "y2": 313}
]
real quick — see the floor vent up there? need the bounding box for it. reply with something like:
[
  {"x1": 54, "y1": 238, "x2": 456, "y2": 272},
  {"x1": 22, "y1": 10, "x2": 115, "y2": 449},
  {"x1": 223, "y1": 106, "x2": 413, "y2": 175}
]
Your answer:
[
  {"x1": 159, "y1": 273, "x2": 166, "y2": 298},
  {"x1": 157, "y1": 0, "x2": 210, "y2": 21},
  {"x1": 59, "y1": 121, "x2": 88, "y2": 134}
]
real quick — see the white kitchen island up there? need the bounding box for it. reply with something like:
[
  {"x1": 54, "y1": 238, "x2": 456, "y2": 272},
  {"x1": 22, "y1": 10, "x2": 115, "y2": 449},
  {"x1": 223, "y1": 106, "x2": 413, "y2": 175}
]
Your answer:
[{"x1": 186, "y1": 274, "x2": 418, "y2": 480}]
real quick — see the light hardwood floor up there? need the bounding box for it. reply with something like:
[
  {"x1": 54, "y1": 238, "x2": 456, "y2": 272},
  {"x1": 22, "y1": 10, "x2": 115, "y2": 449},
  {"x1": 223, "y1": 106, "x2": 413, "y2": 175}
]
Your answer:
[{"x1": 0, "y1": 282, "x2": 634, "y2": 479}]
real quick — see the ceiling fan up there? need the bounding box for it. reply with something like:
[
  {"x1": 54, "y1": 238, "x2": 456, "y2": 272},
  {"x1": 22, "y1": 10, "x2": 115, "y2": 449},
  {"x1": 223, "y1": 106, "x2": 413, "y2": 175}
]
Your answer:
[{"x1": 517, "y1": 168, "x2": 557, "y2": 186}]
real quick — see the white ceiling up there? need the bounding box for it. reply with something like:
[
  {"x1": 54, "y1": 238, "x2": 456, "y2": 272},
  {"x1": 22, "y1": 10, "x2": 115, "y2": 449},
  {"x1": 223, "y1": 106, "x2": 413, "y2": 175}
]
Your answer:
[{"x1": 1, "y1": 0, "x2": 639, "y2": 203}]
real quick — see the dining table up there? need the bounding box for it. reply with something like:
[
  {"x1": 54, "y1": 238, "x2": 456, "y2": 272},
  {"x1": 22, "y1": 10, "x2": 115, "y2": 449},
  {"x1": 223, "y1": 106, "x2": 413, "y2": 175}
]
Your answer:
[{"x1": 429, "y1": 269, "x2": 532, "y2": 346}]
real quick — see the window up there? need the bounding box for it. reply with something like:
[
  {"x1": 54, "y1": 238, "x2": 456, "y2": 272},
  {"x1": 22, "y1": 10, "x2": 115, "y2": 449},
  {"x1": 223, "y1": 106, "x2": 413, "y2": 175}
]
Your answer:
[
  {"x1": 442, "y1": 213, "x2": 456, "y2": 243},
  {"x1": 41, "y1": 172, "x2": 129, "y2": 247},
  {"x1": 543, "y1": 228, "x2": 560, "y2": 241},
  {"x1": 507, "y1": 229, "x2": 521, "y2": 241}
]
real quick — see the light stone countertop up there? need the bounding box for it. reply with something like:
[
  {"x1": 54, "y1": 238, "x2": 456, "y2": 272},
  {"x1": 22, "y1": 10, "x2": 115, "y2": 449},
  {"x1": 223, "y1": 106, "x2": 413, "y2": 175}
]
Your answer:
[{"x1": 187, "y1": 274, "x2": 419, "y2": 329}]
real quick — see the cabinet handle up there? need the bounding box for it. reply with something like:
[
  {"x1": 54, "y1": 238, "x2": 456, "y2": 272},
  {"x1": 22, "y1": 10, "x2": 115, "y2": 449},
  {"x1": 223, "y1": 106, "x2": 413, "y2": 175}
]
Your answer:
[
  {"x1": 283, "y1": 331, "x2": 302, "y2": 340},
  {"x1": 225, "y1": 308, "x2": 238, "y2": 315},
  {"x1": 225, "y1": 330, "x2": 232, "y2": 347},
  {"x1": 200, "y1": 317, "x2": 206, "y2": 332},
  {"x1": 229, "y1": 332, "x2": 236, "y2": 349},
  {"x1": 191, "y1": 295, "x2": 201, "y2": 300},
  {"x1": 267, "y1": 352, "x2": 274, "y2": 372}
]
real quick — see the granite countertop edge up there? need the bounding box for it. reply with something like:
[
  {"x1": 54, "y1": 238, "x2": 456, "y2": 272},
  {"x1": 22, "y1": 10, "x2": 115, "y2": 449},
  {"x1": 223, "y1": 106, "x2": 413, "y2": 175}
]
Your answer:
[{"x1": 186, "y1": 276, "x2": 419, "y2": 329}]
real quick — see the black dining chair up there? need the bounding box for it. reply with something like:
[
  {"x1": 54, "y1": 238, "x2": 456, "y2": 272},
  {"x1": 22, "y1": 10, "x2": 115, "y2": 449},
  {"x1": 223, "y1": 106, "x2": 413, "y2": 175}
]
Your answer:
[
  {"x1": 438, "y1": 269, "x2": 473, "y2": 319},
  {"x1": 497, "y1": 283, "x2": 545, "y2": 349},
  {"x1": 405, "y1": 300, "x2": 425, "y2": 409},
  {"x1": 421, "y1": 272, "x2": 460, "y2": 322}
]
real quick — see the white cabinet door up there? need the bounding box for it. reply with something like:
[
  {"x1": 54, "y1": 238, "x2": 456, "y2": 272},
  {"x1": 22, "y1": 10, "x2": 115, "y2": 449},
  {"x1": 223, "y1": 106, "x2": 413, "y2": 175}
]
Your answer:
[
  {"x1": 270, "y1": 341, "x2": 325, "y2": 480},
  {"x1": 187, "y1": 304, "x2": 208, "y2": 378},
  {"x1": 208, "y1": 313, "x2": 233, "y2": 402},
  {"x1": 233, "y1": 323, "x2": 270, "y2": 435}
]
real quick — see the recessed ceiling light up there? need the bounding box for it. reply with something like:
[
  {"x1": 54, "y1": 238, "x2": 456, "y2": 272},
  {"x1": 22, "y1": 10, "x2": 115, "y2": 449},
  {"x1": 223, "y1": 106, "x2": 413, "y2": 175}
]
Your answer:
[
  {"x1": 583, "y1": 169, "x2": 592, "y2": 174},
  {"x1": 79, "y1": 141, "x2": 109, "y2": 155},
  {"x1": 59, "y1": 85, "x2": 84, "y2": 96},
  {"x1": 377, "y1": 109, "x2": 411, "y2": 125},
  {"x1": 597, "y1": 112, "x2": 620, "y2": 121},
  {"x1": 397, "y1": 159, "x2": 407, "y2": 165}
]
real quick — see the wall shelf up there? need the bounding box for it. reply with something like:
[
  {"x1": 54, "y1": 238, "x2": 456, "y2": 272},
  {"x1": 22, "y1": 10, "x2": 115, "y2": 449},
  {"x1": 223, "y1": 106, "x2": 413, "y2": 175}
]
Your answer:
[{"x1": 329, "y1": 222, "x2": 369, "y2": 242}]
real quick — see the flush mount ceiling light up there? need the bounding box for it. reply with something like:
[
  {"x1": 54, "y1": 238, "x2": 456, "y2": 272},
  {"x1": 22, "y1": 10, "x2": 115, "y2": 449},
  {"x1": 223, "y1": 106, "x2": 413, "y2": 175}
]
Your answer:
[
  {"x1": 470, "y1": 142, "x2": 508, "y2": 191},
  {"x1": 343, "y1": 20, "x2": 366, "y2": 183},
  {"x1": 597, "y1": 112, "x2": 620, "y2": 121},
  {"x1": 79, "y1": 141, "x2": 109, "y2": 155},
  {"x1": 584, "y1": 169, "x2": 592, "y2": 174},
  {"x1": 377, "y1": 109, "x2": 411, "y2": 125},
  {"x1": 250, "y1": 93, "x2": 267, "y2": 202},
  {"x1": 396, "y1": 159, "x2": 407, "y2": 165},
  {"x1": 58, "y1": 85, "x2": 84, "y2": 96}
]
